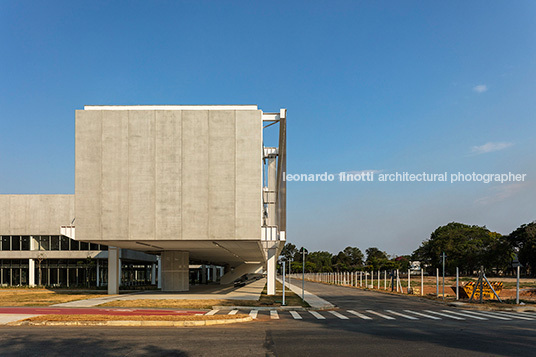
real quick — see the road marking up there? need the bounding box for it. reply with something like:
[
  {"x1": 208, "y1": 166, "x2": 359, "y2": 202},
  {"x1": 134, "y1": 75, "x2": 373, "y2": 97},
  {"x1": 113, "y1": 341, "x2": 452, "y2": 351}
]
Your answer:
[
  {"x1": 228, "y1": 310, "x2": 238, "y2": 315},
  {"x1": 460, "y1": 310, "x2": 511, "y2": 320},
  {"x1": 205, "y1": 309, "x2": 219, "y2": 316},
  {"x1": 329, "y1": 311, "x2": 349, "y2": 319},
  {"x1": 309, "y1": 311, "x2": 326, "y2": 320},
  {"x1": 347, "y1": 310, "x2": 372, "y2": 320},
  {"x1": 403, "y1": 310, "x2": 441, "y2": 320},
  {"x1": 385, "y1": 310, "x2": 418, "y2": 320},
  {"x1": 290, "y1": 311, "x2": 302, "y2": 319},
  {"x1": 489, "y1": 311, "x2": 535, "y2": 321},
  {"x1": 270, "y1": 310, "x2": 279, "y2": 319},
  {"x1": 442, "y1": 310, "x2": 487, "y2": 320},
  {"x1": 249, "y1": 310, "x2": 258, "y2": 319},
  {"x1": 423, "y1": 310, "x2": 465, "y2": 320},
  {"x1": 366, "y1": 310, "x2": 395, "y2": 320}
]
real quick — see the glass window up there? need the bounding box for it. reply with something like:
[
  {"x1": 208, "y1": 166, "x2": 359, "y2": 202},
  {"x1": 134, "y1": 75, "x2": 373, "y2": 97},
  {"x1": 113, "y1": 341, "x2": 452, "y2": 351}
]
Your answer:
[
  {"x1": 70, "y1": 239, "x2": 79, "y2": 251},
  {"x1": 80, "y1": 242, "x2": 89, "y2": 250},
  {"x1": 50, "y1": 236, "x2": 59, "y2": 250},
  {"x1": 90, "y1": 243, "x2": 99, "y2": 251},
  {"x1": 100, "y1": 244, "x2": 108, "y2": 251},
  {"x1": 39, "y1": 236, "x2": 50, "y2": 250},
  {"x1": 21, "y1": 236, "x2": 30, "y2": 250},
  {"x1": 60, "y1": 236, "x2": 70, "y2": 251},
  {"x1": 1, "y1": 236, "x2": 10, "y2": 251},
  {"x1": 11, "y1": 236, "x2": 20, "y2": 250}
]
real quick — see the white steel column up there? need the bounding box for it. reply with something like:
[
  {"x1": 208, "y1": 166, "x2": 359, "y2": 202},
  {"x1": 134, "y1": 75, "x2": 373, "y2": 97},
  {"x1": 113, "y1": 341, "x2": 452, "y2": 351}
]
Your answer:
[
  {"x1": 96, "y1": 260, "x2": 100, "y2": 287},
  {"x1": 267, "y1": 247, "x2": 277, "y2": 295},
  {"x1": 28, "y1": 259, "x2": 35, "y2": 287},
  {"x1": 157, "y1": 255, "x2": 162, "y2": 289},
  {"x1": 108, "y1": 247, "x2": 120, "y2": 295}
]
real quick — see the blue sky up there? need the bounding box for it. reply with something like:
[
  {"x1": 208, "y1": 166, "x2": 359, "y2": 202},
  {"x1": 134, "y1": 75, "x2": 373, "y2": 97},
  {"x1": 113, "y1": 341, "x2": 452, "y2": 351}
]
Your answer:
[{"x1": 1, "y1": 1, "x2": 535, "y2": 256}]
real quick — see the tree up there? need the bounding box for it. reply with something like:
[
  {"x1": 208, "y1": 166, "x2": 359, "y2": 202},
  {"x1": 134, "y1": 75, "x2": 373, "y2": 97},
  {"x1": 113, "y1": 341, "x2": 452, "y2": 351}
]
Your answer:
[
  {"x1": 507, "y1": 221, "x2": 536, "y2": 276},
  {"x1": 280, "y1": 243, "x2": 298, "y2": 262},
  {"x1": 342, "y1": 246, "x2": 364, "y2": 269},
  {"x1": 308, "y1": 251, "x2": 334, "y2": 272},
  {"x1": 412, "y1": 222, "x2": 512, "y2": 275},
  {"x1": 365, "y1": 247, "x2": 389, "y2": 270}
]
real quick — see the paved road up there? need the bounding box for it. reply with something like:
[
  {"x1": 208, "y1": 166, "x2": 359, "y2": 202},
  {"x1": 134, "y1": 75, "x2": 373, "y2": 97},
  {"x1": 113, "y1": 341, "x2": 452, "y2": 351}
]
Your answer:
[{"x1": 1, "y1": 281, "x2": 535, "y2": 356}]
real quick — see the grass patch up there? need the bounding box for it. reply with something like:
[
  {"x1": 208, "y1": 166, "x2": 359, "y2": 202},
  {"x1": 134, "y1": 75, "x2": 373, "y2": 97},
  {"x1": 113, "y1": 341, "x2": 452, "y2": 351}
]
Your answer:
[
  {"x1": 0, "y1": 289, "x2": 107, "y2": 306},
  {"x1": 22, "y1": 313, "x2": 249, "y2": 322}
]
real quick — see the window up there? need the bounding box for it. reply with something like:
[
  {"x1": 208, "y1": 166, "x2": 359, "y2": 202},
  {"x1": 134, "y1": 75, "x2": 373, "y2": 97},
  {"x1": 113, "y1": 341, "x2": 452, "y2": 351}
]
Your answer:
[
  {"x1": 60, "y1": 236, "x2": 70, "y2": 251},
  {"x1": 71, "y1": 240, "x2": 79, "y2": 251},
  {"x1": 11, "y1": 236, "x2": 20, "y2": 250},
  {"x1": 50, "y1": 236, "x2": 59, "y2": 251},
  {"x1": 1, "y1": 236, "x2": 10, "y2": 251},
  {"x1": 39, "y1": 236, "x2": 50, "y2": 250},
  {"x1": 90, "y1": 243, "x2": 99, "y2": 251},
  {"x1": 80, "y1": 242, "x2": 89, "y2": 250},
  {"x1": 21, "y1": 236, "x2": 30, "y2": 250}
]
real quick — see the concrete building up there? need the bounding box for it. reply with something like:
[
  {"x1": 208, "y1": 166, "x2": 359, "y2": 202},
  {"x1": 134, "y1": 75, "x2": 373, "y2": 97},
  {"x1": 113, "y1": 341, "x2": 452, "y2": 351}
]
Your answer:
[
  {"x1": 0, "y1": 105, "x2": 286, "y2": 294},
  {"x1": 0, "y1": 195, "x2": 156, "y2": 288}
]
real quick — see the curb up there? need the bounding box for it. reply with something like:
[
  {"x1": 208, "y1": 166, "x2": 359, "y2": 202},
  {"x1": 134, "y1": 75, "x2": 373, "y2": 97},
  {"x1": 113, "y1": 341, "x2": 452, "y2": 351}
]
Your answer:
[{"x1": 9, "y1": 316, "x2": 253, "y2": 327}]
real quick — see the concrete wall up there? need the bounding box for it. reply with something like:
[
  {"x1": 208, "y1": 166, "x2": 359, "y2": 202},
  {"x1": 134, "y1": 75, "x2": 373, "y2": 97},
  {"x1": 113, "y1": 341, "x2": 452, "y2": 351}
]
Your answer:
[
  {"x1": 75, "y1": 109, "x2": 262, "y2": 242},
  {"x1": 0, "y1": 195, "x2": 74, "y2": 235}
]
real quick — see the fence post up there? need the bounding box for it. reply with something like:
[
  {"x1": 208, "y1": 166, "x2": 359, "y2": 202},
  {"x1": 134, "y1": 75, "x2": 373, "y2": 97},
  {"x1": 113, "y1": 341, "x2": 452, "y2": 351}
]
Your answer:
[
  {"x1": 408, "y1": 269, "x2": 411, "y2": 294},
  {"x1": 421, "y1": 268, "x2": 424, "y2": 296},
  {"x1": 456, "y1": 267, "x2": 459, "y2": 300},
  {"x1": 436, "y1": 268, "x2": 439, "y2": 297}
]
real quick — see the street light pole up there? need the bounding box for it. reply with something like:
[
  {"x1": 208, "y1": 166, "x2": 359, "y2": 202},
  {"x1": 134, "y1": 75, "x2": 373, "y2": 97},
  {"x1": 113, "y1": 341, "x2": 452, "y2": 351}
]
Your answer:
[
  {"x1": 302, "y1": 249, "x2": 305, "y2": 301},
  {"x1": 282, "y1": 260, "x2": 286, "y2": 306}
]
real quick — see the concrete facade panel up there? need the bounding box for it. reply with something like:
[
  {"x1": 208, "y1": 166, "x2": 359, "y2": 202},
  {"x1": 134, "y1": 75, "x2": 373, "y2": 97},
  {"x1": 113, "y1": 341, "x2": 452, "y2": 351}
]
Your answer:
[
  {"x1": 101, "y1": 110, "x2": 129, "y2": 240},
  {"x1": 181, "y1": 110, "x2": 209, "y2": 239},
  {"x1": 208, "y1": 110, "x2": 235, "y2": 239},
  {"x1": 235, "y1": 110, "x2": 262, "y2": 239},
  {"x1": 0, "y1": 195, "x2": 74, "y2": 235},
  {"x1": 128, "y1": 111, "x2": 156, "y2": 239},
  {"x1": 155, "y1": 110, "x2": 182, "y2": 240},
  {"x1": 75, "y1": 110, "x2": 102, "y2": 240}
]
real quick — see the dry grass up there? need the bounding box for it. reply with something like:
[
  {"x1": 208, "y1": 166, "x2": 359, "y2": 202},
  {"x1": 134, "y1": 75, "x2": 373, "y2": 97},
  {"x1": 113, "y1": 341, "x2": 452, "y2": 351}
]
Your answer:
[
  {"x1": 23, "y1": 313, "x2": 249, "y2": 322},
  {"x1": 99, "y1": 299, "x2": 257, "y2": 309},
  {"x1": 0, "y1": 289, "x2": 107, "y2": 306}
]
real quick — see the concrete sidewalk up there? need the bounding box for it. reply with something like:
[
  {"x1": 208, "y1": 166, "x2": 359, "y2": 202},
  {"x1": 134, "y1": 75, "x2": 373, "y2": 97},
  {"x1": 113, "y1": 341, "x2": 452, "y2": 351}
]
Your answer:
[
  {"x1": 278, "y1": 278, "x2": 334, "y2": 309},
  {"x1": 0, "y1": 314, "x2": 39, "y2": 325},
  {"x1": 52, "y1": 278, "x2": 267, "y2": 307}
]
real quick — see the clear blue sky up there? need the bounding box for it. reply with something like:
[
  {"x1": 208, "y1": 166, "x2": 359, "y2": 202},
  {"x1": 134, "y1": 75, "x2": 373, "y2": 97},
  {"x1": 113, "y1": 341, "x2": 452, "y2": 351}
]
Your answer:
[{"x1": 1, "y1": 1, "x2": 535, "y2": 256}]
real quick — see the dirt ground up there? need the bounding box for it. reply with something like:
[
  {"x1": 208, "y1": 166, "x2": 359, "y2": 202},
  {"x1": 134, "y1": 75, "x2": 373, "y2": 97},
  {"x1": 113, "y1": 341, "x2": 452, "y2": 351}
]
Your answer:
[{"x1": 356, "y1": 275, "x2": 536, "y2": 302}]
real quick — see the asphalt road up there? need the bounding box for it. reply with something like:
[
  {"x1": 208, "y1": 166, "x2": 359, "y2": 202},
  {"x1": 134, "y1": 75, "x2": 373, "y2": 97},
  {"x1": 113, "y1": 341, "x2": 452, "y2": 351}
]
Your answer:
[{"x1": 1, "y1": 281, "x2": 535, "y2": 357}]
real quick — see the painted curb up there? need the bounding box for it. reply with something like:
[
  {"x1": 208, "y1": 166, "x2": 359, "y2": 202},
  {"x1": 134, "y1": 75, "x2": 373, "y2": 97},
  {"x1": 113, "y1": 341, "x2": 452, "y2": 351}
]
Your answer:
[{"x1": 9, "y1": 316, "x2": 253, "y2": 327}]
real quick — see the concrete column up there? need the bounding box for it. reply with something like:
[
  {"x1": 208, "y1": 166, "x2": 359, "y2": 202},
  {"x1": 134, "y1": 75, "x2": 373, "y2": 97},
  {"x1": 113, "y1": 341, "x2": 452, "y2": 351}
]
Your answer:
[
  {"x1": 201, "y1": 264, "x2": 207, "y2": 284},
  {"x1": 28, "y1": 259, "x2": 35, "y2": 287},
  {"x1": 157, "y1": 255, "x2": 162, "y2": 289},
  {"x1": 161, "y1": 251, "x2": 189, "y2": 291},
  {"x1": 107, "y1": 247, "x2": 120, "y2": 295},
  {"x1": 151, "y1": 264, "x2": 156, "y2": 285},
  {"x1": 118, "y1": 258, "x2": 122, "y2": 287},
  {"x1": 267, "y1": 247, "x2": 277, "y2": 295},
  {"x1": 96, "y1": 260, "x2": 100, "y2": 287}
]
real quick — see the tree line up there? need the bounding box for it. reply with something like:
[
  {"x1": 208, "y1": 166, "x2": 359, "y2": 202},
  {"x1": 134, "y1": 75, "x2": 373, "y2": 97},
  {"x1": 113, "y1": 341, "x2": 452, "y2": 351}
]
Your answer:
[{"x1": 281, "y1": 220, "x2": 536, "y2": 276}]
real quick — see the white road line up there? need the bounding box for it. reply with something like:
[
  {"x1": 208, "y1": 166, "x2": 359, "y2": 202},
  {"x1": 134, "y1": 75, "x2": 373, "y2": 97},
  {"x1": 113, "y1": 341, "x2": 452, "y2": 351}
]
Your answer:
[
  {"x1": 205, "y1": 309, "x2": 219, "y2": 316},
  {"x1": 385, "y1": 310, "x2": 418, "y2": 320},
  {"x1": 403, "y1": 310, "x2": 442, "y2": 320},
  {"x1": 365, "y1": 310, "x2": 395, "y2": 320},
  {"x1": 460, "y1": 310, "x2": 510, "y2": 320},
  {"x1": 309, "y1": 311, "x2": 326, "y2": 320},
  {"x1": 228, "y1": 309, "x2": 238, "y2": 315},
  {"x1": 329, "y1": 311, "x2": 349, "y2": 320},
  {"x1": 423, "y1": 310, "x2": 465, "y2": 320},
  {"x1": 270, "y1": 310, "x2": 279, "y2": 319},
  {"x1": 442, "y1": 310, "x2": 487, "y2": 320},
  {"x1": 490, "y1": 311, "x2": 535, "y2": 321},
  {"x1": 249, "y1": 310, "x2": 258, "y2": 319},
  {"x1": 290, "y1": 311, "x2": 302, "y2": 319},
  {"x1": 347, "y1": 310, "x2": 372, "y2": 320}
]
